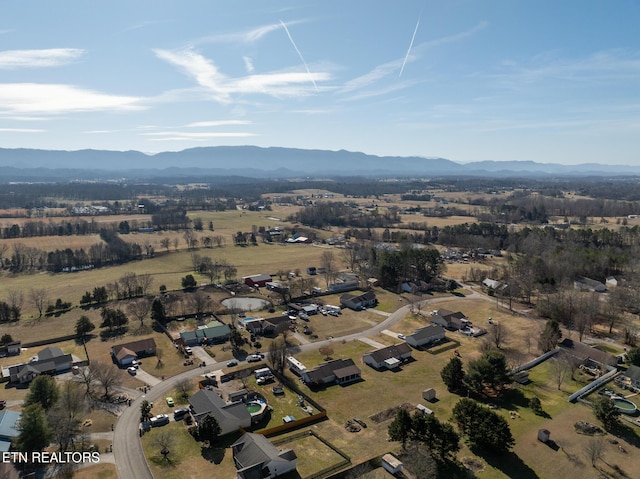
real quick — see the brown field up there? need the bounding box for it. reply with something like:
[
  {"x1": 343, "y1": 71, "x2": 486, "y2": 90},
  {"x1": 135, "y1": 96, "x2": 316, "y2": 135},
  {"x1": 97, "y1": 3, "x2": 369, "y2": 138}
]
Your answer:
[{"x1": 74, "y1": 463, "x2": 117, "y2": 479}]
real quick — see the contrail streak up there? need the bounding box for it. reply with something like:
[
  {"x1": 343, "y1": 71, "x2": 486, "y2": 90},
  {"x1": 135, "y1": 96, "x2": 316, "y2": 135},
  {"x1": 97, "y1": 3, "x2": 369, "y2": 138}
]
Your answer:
[
  {"x1": 400, "y1": 17, "x2": 420, "y2": 77},
  {"x1": 280, "y1": 20, "x2": 318, "y2": 91}
]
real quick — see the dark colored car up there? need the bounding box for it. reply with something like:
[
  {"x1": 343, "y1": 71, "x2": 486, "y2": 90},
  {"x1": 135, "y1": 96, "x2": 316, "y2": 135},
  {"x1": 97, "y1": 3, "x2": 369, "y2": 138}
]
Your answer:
[{"x1": 173, "y1": 408, "x2": 190, "y2": 420}]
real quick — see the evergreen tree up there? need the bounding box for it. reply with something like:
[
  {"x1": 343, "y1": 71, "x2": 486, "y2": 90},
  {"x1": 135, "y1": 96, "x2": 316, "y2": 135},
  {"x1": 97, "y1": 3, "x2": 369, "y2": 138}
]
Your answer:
[
  {"x1": 539, "y1": 319, "x2": 562, "y2": 353},
  {"x1": 388, "y1": 408, "x2": 412, "y2": 449},
  {"x1": 593, "y1": 396, "x2": 620, "y2": 430},
  {"x1": 150, "y1": 298, "x2": 167, "y2": 324},
  {"x1": 15, "y1": 404, "x2": 51, "y2": 453},
  {"x1": 626, "y1": 347, "x2": 640, "y2": 366},
  {"x1": 24, "y1": 375, "x2": 59, "y2": 411},
  {"x1": 440, "y1": 356, "x2": 465, "y2": 392},
  {"x1": 75, "y1": 315, "x2": 95, "y2": 339},
  {"x1": 198, "y1": 414, "x2": 221, "y2": 447}
]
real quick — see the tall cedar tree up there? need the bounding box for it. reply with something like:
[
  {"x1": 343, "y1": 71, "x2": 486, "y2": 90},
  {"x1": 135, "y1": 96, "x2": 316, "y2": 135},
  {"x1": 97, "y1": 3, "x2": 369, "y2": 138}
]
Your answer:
[
  {"x1": 592, "y1": 396, "x2": 620, "y2": 430},
  {"x1": 15, "y1": 404, "x2": 51, "y2": 453},
  {"x1": 440, "y1": 356, "x2": 465, "y2": 392},
  {"x1": 24, "y1": 375, "x2": 59, "y2": 411},
  {"x1": 388, "y1": 408, "x2": 412, "y2": 449},
  {"x1": 539, "y1": 319, "x2": 562, "y2": 353}
]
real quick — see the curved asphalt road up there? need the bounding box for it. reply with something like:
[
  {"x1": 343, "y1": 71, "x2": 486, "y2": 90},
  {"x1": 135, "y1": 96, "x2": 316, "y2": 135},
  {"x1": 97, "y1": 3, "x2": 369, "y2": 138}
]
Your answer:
[{"x1": 113, "y1": 294, "x2": 471, "y2": 479}]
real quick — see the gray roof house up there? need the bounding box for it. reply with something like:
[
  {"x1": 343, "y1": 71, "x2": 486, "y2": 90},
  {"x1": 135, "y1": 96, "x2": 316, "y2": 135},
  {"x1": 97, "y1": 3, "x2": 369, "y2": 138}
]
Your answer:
[
  {"x1": 340, "y1": 291, "x2": 377, "y2": 311},
  {"x1": 189, "y1": 389, "x2": 251, "y2": 436},
  {"x1": 0, "y1": 410, "x2": 21, "y2": 452},
  {"x1": 559, "y1": 339, "x2": 617, "y2": 367},
  {"x1": 363, "y1": 343, "x2": 412, "y2": 370},
  {"x1": 231, "y1": 432, "x2": 297, "y2": 479},
  {"x1": 111, "y1": 338, "x2": 157, "y2": 367},
  {"x1": 430, "y1": 309, "x2": 469, "y2": 331},
  {"x1": 301, "y1": 358, "x2": 361, "y2": 387},
  {"x1": 574, "y1": 277, "x2": 606, "y2": 293},
  {"x1": 8, "y1": 346, "x2": 73, "y2": 384},
  {"x1": 406, "y1": 325, "x2": 446, "y2": 348}
]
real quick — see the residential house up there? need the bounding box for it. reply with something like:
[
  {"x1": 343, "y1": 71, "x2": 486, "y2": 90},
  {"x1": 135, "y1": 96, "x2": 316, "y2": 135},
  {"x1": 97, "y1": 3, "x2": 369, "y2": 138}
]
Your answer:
[
  {"x1": 623, "y1": 365, "x2": 640, "y2": 388},
  {"x1": 401, "y1": 280, "x2": 430, "y2": 294},
  {"x1": 574, "y1": 277, "x2": 606, "y2": 293},
  {"x1": 482, "y1": 278, "x2": 507, "y2": 292},
  {"x1": 189, "y1": 389, "x2": 252, "y2": 436},
  {"x1": 405, "y1": 325, "x2": 446, "y2": 348},
  {"x1": 363, "y1": 343, "x2": 412, "y2": 370},
  {"x1": 244, "y1": 316, "x2": 290, "y2": 337},
  {"x1": 243, "y1": 274, "x2": 273, "y2": 288},
  {"x1": 111, "y1": 338, "x2": 157, "y2": 367},
  {"x1": 559, "y1": 339, "x2": 617, "y2": 368},
  {"x1": 301, "y1": 358, "x2": 361, "y2": 387},
  {"x1": 180, "y1": 323, "x2": 231, "y2": 346},
  {"x1": 7, "y1": 346, "x2": 73, "y2": 384},
  {"x1": 0, "y1": 410, "x2": 21, "y2": 452},
  {"x1": 430, "y1": 309, "x2": 469, "y2": 331},
  {"x1": 340, "y1": 291, "x2": 377, "y2": 311},
  {"x1": 231, "y1": 432, "x2": 297, "y2": 479}
]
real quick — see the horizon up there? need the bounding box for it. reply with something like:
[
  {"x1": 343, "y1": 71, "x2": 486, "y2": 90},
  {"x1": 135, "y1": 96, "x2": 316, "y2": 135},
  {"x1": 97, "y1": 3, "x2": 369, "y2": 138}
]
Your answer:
[{"x1": 1, "y1": 1, "x2": 640, "y2": 166}]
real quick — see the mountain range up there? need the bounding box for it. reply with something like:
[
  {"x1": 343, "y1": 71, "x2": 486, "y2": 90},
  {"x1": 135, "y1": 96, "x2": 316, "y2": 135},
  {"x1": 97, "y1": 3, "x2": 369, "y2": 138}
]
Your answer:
[{"x1": 0, "y1": 146, "x2": 638, "y2": 180}]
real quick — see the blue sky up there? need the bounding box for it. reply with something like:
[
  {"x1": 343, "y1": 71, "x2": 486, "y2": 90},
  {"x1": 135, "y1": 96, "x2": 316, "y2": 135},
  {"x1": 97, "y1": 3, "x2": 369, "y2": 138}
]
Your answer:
[{"x1": 1, "y1": 1, "x2": 640, "y2": 165}]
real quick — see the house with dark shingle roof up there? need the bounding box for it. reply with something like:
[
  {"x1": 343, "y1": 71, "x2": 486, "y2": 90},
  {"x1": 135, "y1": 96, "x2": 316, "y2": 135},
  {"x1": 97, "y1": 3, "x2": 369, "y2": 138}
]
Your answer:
[
  {"x1": 559, "y1": 339, "x2": 617, "y2": 368},
  {"x1": 429, "y1": 309, "x2": 469, "y2": 331},
  {"x1": 363, "y1": 343, "x2": 412, "y2": 370},
  {"x1": 189, "y1": 389, "x2": 251, "y2": 436},
  {"x1": 301, "y1": 358, "x2": 361, "y2": 387},
  {"x1": 7, "y1": 346, "x2": 73, "y2": 384},
  {"x1": 111, "y1": 338, "x2": 156, "y2": 367},
  {"x1": 405, "y1": 325, "x2": 446, "y2": 348},
  {"x1": 231, "y1": 432, "x2": 297, "y2": 479},
  {"x1": 340, "y1": 290, "x2": 377, "y2": 311}
]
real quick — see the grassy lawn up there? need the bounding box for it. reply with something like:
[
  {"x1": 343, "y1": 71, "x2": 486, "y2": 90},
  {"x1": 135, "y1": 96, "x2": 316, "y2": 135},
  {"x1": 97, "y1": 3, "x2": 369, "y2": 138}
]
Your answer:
[
  {"x1": 142, "y1": 422, "x2": 240, "y2": 479},
  {"x1": 74, "y1": 463, "x2": 117, "y2": 479},
  {"x1": 274, "y1": 432, "x2": 347, "y2": 478}
]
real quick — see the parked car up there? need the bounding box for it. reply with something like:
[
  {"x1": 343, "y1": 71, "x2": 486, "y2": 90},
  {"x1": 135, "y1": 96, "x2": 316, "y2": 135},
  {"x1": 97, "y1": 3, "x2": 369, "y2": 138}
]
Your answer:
[
  {"x1": 257, "y1": 376, "x2": 274, "y2": 385},
  {"x1": 397, "y1": 334, "x2": 406, "y2": 340},
  {"x1": 185, "y1": 346, "x2": 193, "y2": 355},
  {"x1": 165, "y1": 397, "x2": 175, "y2": 407},
  {"x1": 226, "y1": 360, "x2": 238, "y2": 367},
  {"x1": 247, "y1": 354, "x2": 262, "y2": 363},
  {"x1": 150, "y1": 414, "x2": 170, "y2": 427},
  {"x1": 173, "y1": 408, "x2": 190, "y2": 420},
  {"x1": 127, "y1": 366, "x2": 137, "y2": 375}
]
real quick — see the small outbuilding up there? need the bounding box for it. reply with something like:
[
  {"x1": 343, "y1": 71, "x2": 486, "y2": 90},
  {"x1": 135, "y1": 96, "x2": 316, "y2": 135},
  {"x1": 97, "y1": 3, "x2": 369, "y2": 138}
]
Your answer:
[
  {"x1": 422, "y1": 388, "x2": 436, "y2": 402},
  {"x1": 538, "y1": 429, "x2": 551, "y2": 443},
  {"x1": 381, "y1": 454, "x2": 404, "y2": 474}
]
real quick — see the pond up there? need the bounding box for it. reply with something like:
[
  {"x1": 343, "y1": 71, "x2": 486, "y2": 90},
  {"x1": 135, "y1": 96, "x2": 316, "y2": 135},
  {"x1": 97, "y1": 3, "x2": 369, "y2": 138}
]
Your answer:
[{"x1": 222, "y1": 297, "x2": 270, "y2": 312}]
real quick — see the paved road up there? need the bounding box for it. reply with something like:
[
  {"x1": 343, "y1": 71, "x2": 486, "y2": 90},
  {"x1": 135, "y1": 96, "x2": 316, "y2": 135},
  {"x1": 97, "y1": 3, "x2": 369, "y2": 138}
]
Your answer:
[{"x1": 112, "y1": 292, "x2": 479, "y2": 479}]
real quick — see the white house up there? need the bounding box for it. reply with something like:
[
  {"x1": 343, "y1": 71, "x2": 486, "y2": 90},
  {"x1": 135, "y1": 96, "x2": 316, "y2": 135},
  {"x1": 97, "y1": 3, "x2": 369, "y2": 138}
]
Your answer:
[
  {"x1": 363, "y1": 343, "x2": 412, "y2": 370},
  {"x1": 232, "y1": 432, "x2": 297, "y2": 479},
  {"x1": 406, "y1": 325, "x2": 446, "y2": 348}
]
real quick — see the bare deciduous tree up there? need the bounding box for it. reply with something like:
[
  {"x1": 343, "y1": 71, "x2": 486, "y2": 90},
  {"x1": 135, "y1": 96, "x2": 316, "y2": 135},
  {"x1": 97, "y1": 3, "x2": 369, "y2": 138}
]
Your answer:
[
  {"x1": 189, "y1": 289, "x2": 213, "y2": 319},
  {"x1": 152, "y1": 429, "x2": 176, "y2": 463},
  {"x1": 127, "y1": 297, "x2": 153, "y2": 327},
  {"x1": 549, "y1": 355, "x2": 571, "y2": 390},
  {"x1": 320, "y1": 250, "x2": 337, "y2": 289},
  {"x1": 30, "y1": 287, "x2": 48, "y2": 318},
  {"x1": 319, "y1": 344, "x2": 334, "y2": 360},
  {"x1": 584, "y1": 437, "x2": 604, "y2": 467},
  {"x1": 490, "y1": 322, "x2": 507, "y2": 350},
  {"x1": 91, "y1": 361, "x2": 122, "y2": 399},
  {"x1": 176, "y1": 378, "x2": 193, "y2": 398},
  {"x1": 268, "y1": 338, "x2": 287, "y2": 375}
]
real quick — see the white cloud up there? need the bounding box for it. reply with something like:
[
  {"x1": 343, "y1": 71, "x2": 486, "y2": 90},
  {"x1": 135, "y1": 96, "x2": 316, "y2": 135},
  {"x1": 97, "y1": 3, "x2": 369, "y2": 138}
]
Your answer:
[
  {"x1": 0, "y1": 48, "x2": 85, "y2": 69},
  {"x1": 243, "y1": 56, "x2": 255, "y2": 73},
  {"x1": 185, "y1": 120, "x2": 251, "y2": 127},
  {"x1": 0, "y1": 127, "x2": 45, "y2": 132},
  {"x1": 195, "y1": 20, "x2": 305, "y2": 45},
  {"x1": 0, "y1": 83, "x2": 144, "y2": 115},
  {"x1": 154, "y1": 48, "x2": 331, "y2": 102},
  {"x1": 153, "y1": 49, "x2": 231, "y2": 103}
]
